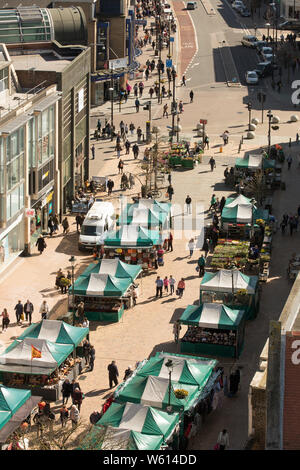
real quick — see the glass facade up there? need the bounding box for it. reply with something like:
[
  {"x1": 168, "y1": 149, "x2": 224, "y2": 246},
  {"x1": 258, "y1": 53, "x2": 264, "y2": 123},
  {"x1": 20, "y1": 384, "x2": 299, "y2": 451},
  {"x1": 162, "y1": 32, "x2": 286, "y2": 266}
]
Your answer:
[
  {"x1": 0, "y1": 67, "x2": 9, "y2": 93},
  {"x1": 37, "y1": 106, "x2": 55, "y2": 167},
  {"x1": 0, "y1": 219, "x2": 24, "y2": 267},
  {"x1": 0, "y1": 8, "x2": 52, "y2": 44},
  {"x1": 6, "y1": 127, "x2": 25, "y2": 221}
]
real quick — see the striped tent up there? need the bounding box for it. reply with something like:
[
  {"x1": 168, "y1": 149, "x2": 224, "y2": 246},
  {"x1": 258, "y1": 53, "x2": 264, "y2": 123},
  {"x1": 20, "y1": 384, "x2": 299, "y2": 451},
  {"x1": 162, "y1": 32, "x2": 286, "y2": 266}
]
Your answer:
[
  {"x1": 118, "y1": 200, "x2": 171, "y2": 228},
  {"x1": 200, "y1": 269, "x2": 258, "y2": 294},
  {"x1": 235, "y1": 154, "x2": 262, "y2": 169},
  {"x1": 17, "y1": 320, "x2": 88, "y2": 347},
  {"x1": 225, "y1": 194, "x2": 252, "y2": 208},
  {"x1": 179, "y1": 303, "x2": 245, "y2": 329},
  {"x1": 72, "y1": 273, "x2": 132, "y2": 297},
  {"x1": 104, "y1": 225, "x2": 161, "y2": 248},
  {"x1": 78, "y1": 259, "x2": 141, "y2": 281}
]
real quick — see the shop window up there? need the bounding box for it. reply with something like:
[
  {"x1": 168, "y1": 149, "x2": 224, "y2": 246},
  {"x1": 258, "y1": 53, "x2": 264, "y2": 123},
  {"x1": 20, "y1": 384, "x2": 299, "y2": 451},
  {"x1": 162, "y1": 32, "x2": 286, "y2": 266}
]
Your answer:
[
  {"x1": 0, "y1": 220, "x2": 24, "y2": 267},
  {"x1": 27, "y1": 118, "x2": 36, "y2": 168},
  {"x1": 63, "y1": 156, "x2": 72, "y2": 185},
  {"x1": 0, "y1": 67, "x2": 9, "y2": 93},
  {"x1": 37, "y1": 159, "x2": 54, "y2": 193},
  {"x1": 6, "y1": 183, "x2": 24, "y2": 220},
  {"x1": 0, "y1": 137, "x2": 4, "y2": 193}
]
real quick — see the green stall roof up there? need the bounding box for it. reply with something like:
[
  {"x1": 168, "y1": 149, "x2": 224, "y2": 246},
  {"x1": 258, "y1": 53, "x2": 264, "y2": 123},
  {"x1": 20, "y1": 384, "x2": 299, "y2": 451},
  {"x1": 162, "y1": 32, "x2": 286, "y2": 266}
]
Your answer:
[
  {"x1": 0, "y1": 385, "x2": 31, "y2": 430},
  {"x1": 201, "y1": 269, "x2": 258, "y2": 294},
  {"x1": 17, "y1": 320, "x2": 88, "y2": 347},
  {"x1": 72, "y1": 273, "x2": 132, "y2": 297},
  {"x1": 79, "y1": 259, "x2": 141, "y2": 281},
  {"x1": 104, "y1": 225, "x2": 161, "y2": 248},
  {"x1": 179, "y1": 303, "x2": 245, "y2": 330}
]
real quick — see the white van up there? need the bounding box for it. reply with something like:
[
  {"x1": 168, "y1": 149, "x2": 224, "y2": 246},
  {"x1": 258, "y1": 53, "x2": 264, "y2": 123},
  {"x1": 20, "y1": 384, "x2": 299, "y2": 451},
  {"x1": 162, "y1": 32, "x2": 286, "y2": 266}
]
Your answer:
[
  {"x1": 78, "y1": 200, "x2": 115, "y2": 251},
  {"x1": 241, "y1": 35, "x2": 259, "y2": 48}
]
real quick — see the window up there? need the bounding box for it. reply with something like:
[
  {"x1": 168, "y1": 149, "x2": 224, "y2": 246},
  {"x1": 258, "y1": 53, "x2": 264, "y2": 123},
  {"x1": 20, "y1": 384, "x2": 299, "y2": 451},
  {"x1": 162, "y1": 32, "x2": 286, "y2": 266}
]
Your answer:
[
  {"x1": 63, "y1": 156, "x2": 72, "y2": 185},
  {"x1": 27, "y1": 118, "x2": 36, "y2": 168},
  {"x1": 0, "y1": 138, "x2": 4, "y2": 193},
  {"x1": 6, "y1": 183, "x2": 24, "y2": 220},
  {"x1": 0, "y1": 67, "x2": 9, "y2": 93},
  {"x1": 37, "y1": 159, "x2": 54, "y2": 192},
  {"x1": 36, "y1": 106, "x2": 55, "y2": 166}
]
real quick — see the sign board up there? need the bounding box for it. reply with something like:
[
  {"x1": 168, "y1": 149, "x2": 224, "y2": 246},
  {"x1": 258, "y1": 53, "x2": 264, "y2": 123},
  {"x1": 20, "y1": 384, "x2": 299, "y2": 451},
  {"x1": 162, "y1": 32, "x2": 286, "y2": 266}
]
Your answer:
[
  {"x1": 25, "y1": 209, "x2": 35, "y2": 218},
  {"x1": 135, "y1": 19, "x2": 147, "y2": 26},
  {"x1": 200, "y1": 119, "x2": 207, "y2": 124},
  {"x1": 109, "y1": 57, "x2": 128, "y2": 70},
  {"x1": 166, "y1": 59, "x2": 172, "y2": 68},
  {"x1": 78, "y1": 88, "x2": 84, "y2": 113},
  {"x1": 170, "y1": 37, "x2": 174, "y2": 42}
]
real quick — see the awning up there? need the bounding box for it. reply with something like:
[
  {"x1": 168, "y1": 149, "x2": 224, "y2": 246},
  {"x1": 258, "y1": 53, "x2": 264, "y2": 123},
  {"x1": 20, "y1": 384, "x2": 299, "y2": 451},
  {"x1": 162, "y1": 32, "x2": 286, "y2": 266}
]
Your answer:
[
  {"x1": 200, "y1": 269, "x2": 258, "y2": 294},
  {"x1": 222, "y1": 204, "x2": 253, "y2": 224},
  {"x1": 104, "y1": 225, "x2": 161, "y2": 248},
  {"x1": 72, "y1": 273, "x2": 132, "y2": 297},
  {"x1": 118, "y1": 200, "x2": 171, "y2": 228},
  {"x1": 137, "y1": 352, "x2": 217, "y2": 386},
  {"x1": 0, "y1": 395, "x2": 41, "y2": 443},
  {"x1": 79, "y1": 259, "x2": 141, "y2": 281},
  {"x1": 225, "y1": 194, "x2": 252, "y2": 208},
  {"x1": 17, "y1": 320, "x2": 88, "y2": 348},
  {"x1": 180, "y1": 303, "x2": 245, "y2": 329},
  {"x1": 235, "y1": 154, "x2": 262, "y2": 169}
]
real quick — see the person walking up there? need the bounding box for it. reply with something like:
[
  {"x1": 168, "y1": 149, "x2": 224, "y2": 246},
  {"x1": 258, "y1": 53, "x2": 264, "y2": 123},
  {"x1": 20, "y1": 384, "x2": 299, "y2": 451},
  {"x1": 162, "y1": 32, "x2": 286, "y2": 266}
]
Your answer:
[
  {"x1": 179, "y1": 100, "x2": 184, "y2": 113},
  {"x1": 177, "y1": 278, "x2": 185, "y2": 298},
  {"x1": 135, "y1": 98, "x2": 140, "y2": 112},
  {"x1": 163, "y1": 103, "x2": 168, "y2": 118},
  {"x1": 70, "y1": 404, "x2": 80, "y2": 429},
  {"x1": 149, "y1": 87, "x2": 154, "y2": 99},
  {"x1": 163, "y1": 276, "x2": 169, "y2": 294},
  {"x1": 188, "y1": 238, "x2": 195, "y2": 258},
  {"x1": 62, "y1": 379, "x2": 72, "y2": 405},
  {"x1": 185, "y1": 195, "x2": 192, "y2": 214},
  {"x1": 116, "y1": 142, "x2": 122, "y2": 159},
  {"x1": 1, "y1": 309, "x2": 10, "y2": 332},
  {"x1": 75, "y1": 214, "x2": 82, "y2": 233},
  {"x1": 287, "y1": 154, "x2": 293, "y2": 170},
  {"x1": 91, "y1": 144, "x2": 95, "y2": 160},
  {"x1": 167, "y1": 184, "x2": 174, "y2": 201},
  {"x1": 89, "y1": 345, "x2": 96, "y2": 372},
  {"x1": 125, "y1": 139, "x2": 131, "y2": 155},
  {"x1": 167, "y1": 232, "x2": 173, "y2": 252},
  {"x1": 107, "y1": 178, "x2": 114, "y2": 195},
  {"x1": 204, "y1": 135, "x2": 210, "y2": 149},
  {"x1": 23, "y1": 299, "x2": 34, "y2": 325},
  {"x1": 209, "y1": 156, "x2": 216, "y2": 172},
  {"x1": 202, "y1": 238, "x2": 210, "y2": 258},
  {"x1": 48, "y1": 217, "x2": 55, "y2": 237},
  {"x1": 123, "y1": 366, "x2": 133, "y2": 381},
  {"x1": 108, "y1": 360, "x2": 119, "y2": 388},
  {"x1": 217, "y1": 429, "x2": 229, "y2": 450},
  {"x1": 181, "y1": 75, "x2": 186, "y2": 86},
  {"x1": 133, "y1": 143, "x2": 139, "y2": 159},
  {"x1": 197, "y1": 254, "x2": 206, "y2": 277},
  {"x1": 72, "y1": 387, "x2": 83, "y2": 412},
  {"x1": 60, "y1": 405, "x2": 69, "y2": 428},
  {"x1": 14, "y1": 300, "x2": 23, "y2": 325},
  {"x1": 173, "y1": 320, "x2": 181, "y2": 343},
  {"x1": 118, "y1": 159, "x2": 124, "y2": 174},
  {"x1": 169, "y1": 275, "x2": 176, "y2": 295},
  {"x1": 155, "y1": 276, "x2": 163, "y2": 298},
  {"x1": 129, "y1": 122, "x2": 135, "y2": 135},
  {"x1": 209, "y1": 194, "x2": 217, "y2": 211},
  {"x1": 39, "y1": 300, "x2": 49, "y2": 320},
  {"x1": 36, "y1": 235, "x2": 47, "y2": 254},
  {"x1": 137, "y1": 126, "x2": 142, "y2": 143},
  {"x1": 133, "y1": 83, "x2": 138, "y2": 97},
  {"x1": 62, "y1": 217, "x2": 69, "y2": 234},
  {"x1": 82, "y1": 339, "x2": 90, "y2": 366},
  {"x1": 189, "y1": 90, "x2": 194, "y2": 103}
]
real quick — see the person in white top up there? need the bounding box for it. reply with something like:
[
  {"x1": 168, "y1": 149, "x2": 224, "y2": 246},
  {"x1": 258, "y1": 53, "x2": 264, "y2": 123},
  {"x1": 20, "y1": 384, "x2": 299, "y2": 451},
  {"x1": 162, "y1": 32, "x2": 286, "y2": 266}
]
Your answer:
[
  {"x1": 70, "y1": 404, "x2": 80, "y2": 429},
  {"x1": 39, "y1": 301, "x2": 49, "y2": 320},
  {"x1": 217, "y1": 429, "x2": 229, "y2": 450},
  {"x1": 188, "y1": 238, "x2": 195, "y2": 258},
  {"x1": 169, "y1": 276, "x2": 176, "y2": 295}
]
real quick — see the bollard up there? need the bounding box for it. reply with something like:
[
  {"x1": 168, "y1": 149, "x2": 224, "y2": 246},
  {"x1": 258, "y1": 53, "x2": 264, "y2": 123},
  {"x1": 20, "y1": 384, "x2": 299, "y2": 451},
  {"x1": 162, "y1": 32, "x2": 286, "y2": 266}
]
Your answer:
[
  {"x1": 241, "y1": 136, "x2": 244, "y2": 144},
  {"x1": 220, "y1": 146, "x2": 223, "y2": 153},
  {"x1": 238, "y1": 142, "x2": 241, "y2": 153},
  {"x1": 289, "y1": 138, "x2": 291, "y2": 147}
]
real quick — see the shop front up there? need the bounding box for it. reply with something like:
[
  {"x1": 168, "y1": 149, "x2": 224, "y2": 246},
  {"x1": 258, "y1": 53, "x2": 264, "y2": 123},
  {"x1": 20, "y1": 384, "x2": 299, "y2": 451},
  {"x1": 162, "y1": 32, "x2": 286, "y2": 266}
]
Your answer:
[
  {"x1": 0, "y1": 214, "x2": 25, "y2": 273},
  {"x1": 30, "y1": 187, "x2": 54, "y2": 245}
]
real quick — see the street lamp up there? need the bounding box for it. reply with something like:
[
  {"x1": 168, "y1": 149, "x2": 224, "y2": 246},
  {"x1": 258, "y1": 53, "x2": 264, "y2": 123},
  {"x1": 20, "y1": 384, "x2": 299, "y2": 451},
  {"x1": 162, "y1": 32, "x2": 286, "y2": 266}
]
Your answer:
[
  {"x1": 165, "y1": 359, "x2": 174, "y2": 412},
  {"x1": 247, "y1": 101, "x2": 252, "y2": 131},
  {"x1": 109, "y1": 87, "x2": 114, "y2": 140},
  {"x1": 171, "y1": 69, "x2": 177, "y2": 142},
  {"x1": 250, "y1": 197, "x2": 257, "y2": 239},
  {"x1": 265, "y1": 22, "x2": 271, "y2": 39},
  {"x1": 69, "y1": 255, "x2": 76, "y2": 326},
  {"x1": 267, "y1": 110, "x2": 273, "y2": 156}
]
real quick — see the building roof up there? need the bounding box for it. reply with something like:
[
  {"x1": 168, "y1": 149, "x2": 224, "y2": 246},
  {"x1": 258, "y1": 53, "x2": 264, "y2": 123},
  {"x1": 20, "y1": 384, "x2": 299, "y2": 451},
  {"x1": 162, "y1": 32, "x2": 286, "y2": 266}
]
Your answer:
[
  {"x1": 0, "y1": 6, "x2": 53, "y2": 44},
  {"x1": 11, "y1": 51, "x2": 72, "y2": 72},
  {"x1": 0, "y1": 2, "x2": 53, "y2": 7}
]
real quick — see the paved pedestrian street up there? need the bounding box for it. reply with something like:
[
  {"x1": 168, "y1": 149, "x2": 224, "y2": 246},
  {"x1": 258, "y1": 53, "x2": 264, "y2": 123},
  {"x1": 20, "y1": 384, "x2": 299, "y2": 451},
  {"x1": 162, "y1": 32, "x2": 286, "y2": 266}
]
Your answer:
[{"x1": 1, "y1": 0, "x2": 300, "y2": 451}]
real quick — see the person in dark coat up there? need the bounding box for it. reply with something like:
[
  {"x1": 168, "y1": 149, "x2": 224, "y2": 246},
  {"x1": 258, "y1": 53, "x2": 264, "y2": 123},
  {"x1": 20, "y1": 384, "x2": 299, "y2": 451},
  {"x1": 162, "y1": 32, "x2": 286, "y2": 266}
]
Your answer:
[
  {"x1": 219, "y1": 196, "x2": 226, "y2": 214},
  {"x1": 82, "y1": 340, "x2": 90, "y2": 366},
  {"x1": 71, "y1": 379, "x2": 81, "y2": 404},
  {"x1": 36, "y1": 235, "x2": 46, "y2": 254},
  {"x1": 23, "y1": 299, "x2": 34, "y2": 324},
  {"x1": 14, "y1": 300, "x2": 23, "y2": 325},
  {"x1": 90, "y1": 410, "x2": 102, "y2": 425},
  {"x1": 108, "y1": 360, "x2": 119, "y2": 388},
  {"x1": 62, "y1": 378, "x2": 72, "y2": 405},
  {"x1": 72, "y1": 387, "x2": 83, "y2": 411},
  {"x1": 123, "y1": 366, "x2": 133, "y2": 381},
  {"x1": 89, "y1": 345, "x2": 95, "y2": 372}
]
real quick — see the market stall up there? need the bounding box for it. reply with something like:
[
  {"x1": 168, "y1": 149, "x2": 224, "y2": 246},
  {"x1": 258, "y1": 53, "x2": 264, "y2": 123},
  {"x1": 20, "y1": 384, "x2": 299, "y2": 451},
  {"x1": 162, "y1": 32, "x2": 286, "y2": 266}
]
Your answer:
[
  {"x1": 78, "y1": 259, "x2": 141, "y2": 282},
  {"x1": 78, "y1": 425, "x2": 164, "y2": 450},
  {"x1": 0, "y1": 338, "x2": 81, "y2": 401},
  {"x1": 167, "y1": 142, "x2": 200, "y2": 169},
  {"x1": 0, "y1": 385, "x2": 41, "y2": 445},
  {"x1": 234, "y1": 154, "x2": 277, "y2": 189},
  {"x1": 210, "y1": 240, "x2": 250, "y2": 271},
  {"x1": 179, "y1": 303, "x2": 246, "y2": 358},
  {"x1": 200, "y1": 269, "x2": 259, "y2": 320},
  {"x1": 287, "y1": 253, "x2": 300, "y2": 281},
  {"x1": 117, "y1": 199, "x2": 172, "y2": 231},
  {"x1": 103, "y1": 225, "x2": 162, "y2": 269}
]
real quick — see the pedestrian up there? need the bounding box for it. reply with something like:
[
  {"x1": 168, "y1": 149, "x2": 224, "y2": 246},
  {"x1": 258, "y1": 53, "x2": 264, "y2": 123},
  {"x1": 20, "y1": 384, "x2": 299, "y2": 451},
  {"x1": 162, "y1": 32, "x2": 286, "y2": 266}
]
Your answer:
[
  {"x1": 209, "y1": 156, "x2": 216, "y2": 171},
  {"x1": 189, "y1": 90, "x2": 194, "y2": 103},
  {"x1": 125, "y1": 139, "x2": 131, "y2": 155},
  {"x1": 149, "y1": 87, "x2": 154, "y2": 99},
  {"x1": 91, "y1": 144, "x2": 95, "y2": 160},
  {"x1": 132, "y1": 288, "x2": 137, "y2": 306},
  {"x1": 188, "y1": 238, "x2": 195, "y2": 258},
  {"x1": 289, "y1": 215, "x2": 296, "y2": 236},
  {"x1": 169, "y1": 275, "x2": 176, "y2": 295},
  {"x1": 82, "y1": 339, "x2": 90, "y2": 366},
  {"x1": 135, "y1": 98, "x2": 140, "y2": 112},
  {"x1": 48, "y1": 217, "x2": 54, "y2": 237},
  {"x1": 167, "y1": 184, "x2": 174, "y2": 201},
  {"x1": 197, "y1": 254, "x2": 206, "y2": 277},
  {"x1": 62, "y1": 217, "x2": 69, "y2": 234},
  {"x1": 222, "y1": 131, "x2": 229, "y2": 145},
  {"x1": 181, "y1": 75, "x2": 186, "y2": 86},
  {"x1": 39, "y1": 300, "x2": 49, "y2": 320},
  {"x1": 23, "y1": 299, "x2": 34, "y2": 325},
  {"x1": 202, "y1": 238, "x2": 210, "y2": 258},
  {"x1": 133, "y1": 83, "x2": 138, "y2": 97},
  {"x1": 155, "y1": 276, "x2": 163, "y2": 298},
  {"x1": 163, "y1": 103, "x2": 168, "y2": 118},
  {"x1": 60, "y1": 405, "x2": 69, "y2": 428},
  {"x1": 108, "y1": 360, "x2": 119, "y2": 388},
  {"x1": 52, "y1": 213, "x2": 59, "y2": 233},
  {"x1": 137, "y1": 126, "x2": 142, "y2": 143},
  {"x1": 217, "y1": 429, "x2": 229, "y2": 450},
  {"x1": 14, "y1": 300, "x2": 23, "y2": 325},
  {"x1": 280, "y1": 218, "x2": 286, "y2": 234},
  {"x1": 116, "y1": 142, "x2": 122, "y2": 158},
  {"x1": 36, "y1": 235, "x2": 47, "y2": 254},
  {"x1": 70, "y1": 404, "x2": 80, "y2": 429},
  {"x1": 168, "y1": 232, "x2": 173, "y2": 251},
  {"x1": 177, "y1": 278, "x2": 185, "y2": 298},
  {"x1": 173, "y1": 320, "x2": 181, "y2": 343},
  {"x1": 123, "y1": 366, "x2": 133, "y2": 381},
  {"x1": 76, "y1": 301, "x2": 85, "y2": 323},
  {"x1": 89, "y1": 345, "x2": 95, "y2": 371},
  {"x1": 75, "y1": 214, "x2": 82, "y2": 233},
  {"x1": 204, "y1": 135, "x2": 210, "y2": 149},
  {"x1": 72, "y1": 387, "x2": 83, "y2": 412},
  {"x1": 1, "y1": 309, "x2": 10, "y2": 332},
  {"x1": 62, "y1": 378, "x2": 72, "y2": 405},
  {"x1": 167, "y1": 171, "x2": 172, "y2": 184},
  {"x1": 287, "y1": 154, "x2": 293, "y2": 170},
  {"x1": 133, "y1": 143, "x2": 139, "y2": 159},
  {"x1": 179, "y1": 100, "x2": 184, "y2": 113},
  {"x1": 118, "y1": 159, "x2": 124, "y2": 174},
  {"x1": 219, "y1": 196, "x2": 226, "y2": 214},
  {"x1": 107, "y1": 178, "x2": 114, "y2": 195},
  {"x1": 163, "y1": 276, "x2": 169, "y2": 293},
  {"x1": 185, "y1": 195, "x2": 192, "y2": 214},
  {"x1": 129, "y1": 122, "x2": 135, "y2": 135}
]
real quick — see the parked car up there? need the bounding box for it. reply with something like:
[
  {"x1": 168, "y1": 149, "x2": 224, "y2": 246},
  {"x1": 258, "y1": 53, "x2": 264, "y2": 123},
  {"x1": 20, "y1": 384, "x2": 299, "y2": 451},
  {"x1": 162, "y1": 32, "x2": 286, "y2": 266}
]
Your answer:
[
  {"x1": 186, "y1": 1, "x2": 197, "y2": 9},
  {"x1": 245, "y1": 70, "x2": 259, "y2": 84},
  {"x1": 241, "y1": 35, "x2": 259, "y2": 48},
  {"x1": 254, "y1": 62, "x2": 274, "y2": 78},
  {"x1": 278, "y1": 20, "x2": 300, "y2": 31},
  {"x1": 263, "y1": 53, "x2": 275, "y2": 62},
  {"x1": 232, "y1": 1, "x2": 245, "y2": 10},
  {"x1": 256, "y1": 40, "x2": 268, "y2": 52},
  {"x1": 239, "y1": 7, "x2": 251, "y2": 16}
]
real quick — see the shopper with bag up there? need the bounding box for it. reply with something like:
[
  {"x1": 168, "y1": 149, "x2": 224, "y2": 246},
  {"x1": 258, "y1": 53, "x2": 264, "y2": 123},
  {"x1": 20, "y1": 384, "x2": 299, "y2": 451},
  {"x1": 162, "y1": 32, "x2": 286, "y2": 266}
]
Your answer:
[
  {"x1": 1, "y1": 308, "x2": 10, "y2": 332},
  {"x1": 14, "y1": 300, "x2": 24, "y2": 325},
  {"x1": 36, "y1": 235, "x2": 47, "y2": 254},
  {"x1": 216, "y1": 429, "x2": 229, "y2": 450},
  {"x1": 177, "y1": 278, "x2": 185, "y2": 298}
]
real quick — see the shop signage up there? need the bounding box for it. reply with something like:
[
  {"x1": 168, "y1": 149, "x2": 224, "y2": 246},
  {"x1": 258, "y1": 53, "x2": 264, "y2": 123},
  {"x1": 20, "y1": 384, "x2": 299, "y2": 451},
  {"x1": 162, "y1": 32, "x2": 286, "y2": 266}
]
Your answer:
[
  {"x1": 25, "y1": 209, "x2": 35, "y2": 217},
  {"x1": 46, "y1": 191, "x2": 53, "y2": 204},
  {"x1": 109, "y1": 57, "x2": 128, "y2": 70},
  {"x1": 42, "y1": 170, "x2": 49, "y2": 181},
  {"x1": 135, "y1": 19, "x2": 147, "y2": 26}
]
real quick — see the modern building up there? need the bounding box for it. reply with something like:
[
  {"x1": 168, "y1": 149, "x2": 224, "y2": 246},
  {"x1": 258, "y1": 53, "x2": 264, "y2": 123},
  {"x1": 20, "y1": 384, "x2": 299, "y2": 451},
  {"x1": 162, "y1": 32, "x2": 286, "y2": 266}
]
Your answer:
[
  {"x1": 280, "y1": 0, "x2": 300, "y2": 19},
  {"x1": 248, "y1": 272, "x2": 300, "y2": 449},
  {"x1": 0, "y1": 44, "x2": 61, "y2": 272}
]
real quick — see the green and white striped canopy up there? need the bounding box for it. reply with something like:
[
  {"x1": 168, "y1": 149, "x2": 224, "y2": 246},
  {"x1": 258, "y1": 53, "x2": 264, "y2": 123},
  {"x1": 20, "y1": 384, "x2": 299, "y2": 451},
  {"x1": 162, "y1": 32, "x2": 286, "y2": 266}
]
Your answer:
[
  {"x1": 17, "y1": 320, "x2": 88, "y2": 347},
  {"x1": 78, "y1": 425, "x2": 164, "y2": 450},
  {"x1": 116, "y1": 374, "x2": 199, "y2": 411},
  {"x1": 0, "y1": 385, "x2": 31, "y2": 430},
  {"x1": 97, "y1": 402, "x2": 178, "y2": 441},
  {"x1": 79, "y1": 259, "x2": 141, "y2": 281},
  {"x1": 73, "y1": 273, "x2": 132, "y2": 297},
  {"x1": 201, "y1": 269, "x2": 258, "y2": 294},
  {"x1": 180, "y1": 303, "x2": 245, "y2": 330},
  {"x1": 235, "y1": 154, "x2": 262, "y2": 169},
  {"x1": 104, "y1": 225, "x2": 161, "y2": 248},
  {"x1": 118, "y1": 200, "x2": 171, "y2": 228},
  {"x1": 225, "y1": 194, "x2": 252, "y2": 208},
  {"x1": 137, "y1": 352, "x2": 216, "y2": 387}
]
